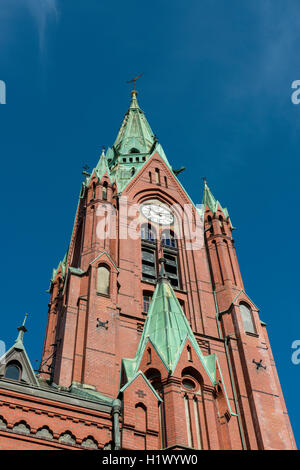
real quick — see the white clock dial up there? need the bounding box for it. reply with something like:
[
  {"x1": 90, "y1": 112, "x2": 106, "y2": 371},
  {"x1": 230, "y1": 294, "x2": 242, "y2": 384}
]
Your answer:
[{"x1": 141, "y1": 203, "x2": 174, "y2": 225}]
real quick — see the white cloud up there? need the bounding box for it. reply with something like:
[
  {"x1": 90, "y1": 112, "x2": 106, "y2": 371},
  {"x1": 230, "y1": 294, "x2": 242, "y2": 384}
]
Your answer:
[
  {"x1": 24, "y1": 0, "x2": 58, "y2": 52},
  {"x1": 0, "y1": 0, "x2": 58, "y2": 53}
]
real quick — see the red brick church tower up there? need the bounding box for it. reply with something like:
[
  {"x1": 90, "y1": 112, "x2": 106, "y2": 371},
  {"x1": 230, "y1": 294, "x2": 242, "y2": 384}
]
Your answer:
[{"x1": 0, "y1": 88, "x2": 296, "y2": 450}]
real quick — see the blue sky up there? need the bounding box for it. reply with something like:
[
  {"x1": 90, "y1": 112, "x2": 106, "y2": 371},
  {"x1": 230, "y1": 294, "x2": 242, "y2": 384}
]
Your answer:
[{"x1": 0, "y1": 0, "x2": 299, "y2": 447}]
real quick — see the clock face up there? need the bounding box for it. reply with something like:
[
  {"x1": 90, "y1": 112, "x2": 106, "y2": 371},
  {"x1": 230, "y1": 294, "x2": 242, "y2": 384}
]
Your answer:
[{"x1": 141, "y1": 203, "x2": 174, "y2": 225}]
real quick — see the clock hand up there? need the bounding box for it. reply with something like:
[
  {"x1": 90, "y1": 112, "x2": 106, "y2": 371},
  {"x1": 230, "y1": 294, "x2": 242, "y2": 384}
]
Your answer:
[{"x1": 151, "y1": 206, "x2": 161, "y2": 213}]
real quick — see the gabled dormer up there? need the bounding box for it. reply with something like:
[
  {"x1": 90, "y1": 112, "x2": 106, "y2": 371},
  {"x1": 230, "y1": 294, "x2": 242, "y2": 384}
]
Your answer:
[
  {"x1": 0, "y1": 315, "x2": 39, "y2": 387},
  {"x1": 120, "y1": 259, "x2": 218, "y2": 387}
]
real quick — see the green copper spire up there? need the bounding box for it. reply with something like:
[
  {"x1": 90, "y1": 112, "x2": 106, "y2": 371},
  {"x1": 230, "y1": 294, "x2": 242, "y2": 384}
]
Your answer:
[
  {"x1": 51, "y1": 249, "x2": 68, "y2": 283},
  {"x1": 202, "y1": 179, "x2": 231, "y2": 223},
  {"x1": 95, "y1": 146, "x2": 111, "y2": 180},
  {"x1": 113, "y1": 90, "x2": 156, "y2": 156},
  {"x1": 121, "y1": 260, "x2": 217, "y2": 386},
  {"x1": 106, "y1": 88, "x2": 161, "y2": 192}
]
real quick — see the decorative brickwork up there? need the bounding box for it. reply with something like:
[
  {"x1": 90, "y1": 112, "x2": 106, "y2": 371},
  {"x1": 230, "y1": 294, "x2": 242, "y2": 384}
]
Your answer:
[{"x1": 0, "y1": 89, "x2": 296, "y2": 450}]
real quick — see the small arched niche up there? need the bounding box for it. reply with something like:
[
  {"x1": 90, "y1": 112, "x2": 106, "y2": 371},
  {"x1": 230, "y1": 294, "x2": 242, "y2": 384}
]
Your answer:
[{"x1": 96, "y1": 264, "x2": 110, "y2": 296}]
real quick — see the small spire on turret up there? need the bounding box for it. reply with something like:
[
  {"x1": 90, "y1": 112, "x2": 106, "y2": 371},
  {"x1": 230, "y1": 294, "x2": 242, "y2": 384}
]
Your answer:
[
  {"x1": 15, "y1": 313, "x2": 28, "y2": 347},
  {"x1": 126, "y1": 73, "x2": 143, "y2": 109},
  {"x1": 129, "y1": 89, "x2": 140, "y2": 109}
]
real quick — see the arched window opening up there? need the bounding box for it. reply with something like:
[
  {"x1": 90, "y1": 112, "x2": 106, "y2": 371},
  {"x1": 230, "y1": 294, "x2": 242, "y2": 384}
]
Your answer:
[
  {"x1": 240, "y1": 303, "x2": 256, "y2": 334},
  {"x1": 97, "y1": 265, "x2": 110, "y2": 295},
  {"x1": 131, "y1": 167, "x2": 136, "y2": 177},
  {"x1": 155, "y1": 168, "x2": 161, "y2": 185},
  {"x1": 181, "y1": 366, "x2": 203, "y2": 388},
  {"x1": 5, "y1": 362, "x2": 22, "y2": 381},
  {"x1": 92, "y1": 182, "x2": 96, "y2": 200},
  {"x1": 164, "y1": 176, "x2": 168, "y2": 188},
  {"x1": 161, "y1": 230, "x2": 177, "y2": 248},
  {"x1": 149, "y1": 171, "x2": 152, "y2": 183},
  {"x1": 147, "y1": 348, "x2": 152, "y2": 365},
  {"x1": 187, "y1": 345, "x2": 192, "y2": 362},
  {"x1": 130, "y1": 148, "x2": 140, "y2": 154},
  {"x1": 219, "y1": 215, "x2": 226, "y2": 235},
  {"x1": 145, "y1": 368, "x2": 165, "y2": 448},
  {"x1": 207, "y1": 215, "x2": 213, "y2": 234},
  {"x1": 135, "y1": 403, "x2": 147, "y2": 449},
  {"x1": 145, "y1": 368, "x2": 162, "y2": 392},
  {"x1": 102, "y1": 181, "x2": 108, "y2": 201},
  {"x1": 161, "y1": 230, "x2": 180, "y2": 289},
  {"x1": 141, "y1": 225, "x2": 157, "y2": 282},
  {"x1": 141, "y1": 223, "x2": 156, "y2": 242}
]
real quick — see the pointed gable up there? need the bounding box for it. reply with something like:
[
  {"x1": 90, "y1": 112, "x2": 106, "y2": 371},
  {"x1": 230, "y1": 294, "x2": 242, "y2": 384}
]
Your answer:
[
  {"x1": 89, "y1": 250, "x2": 119, "y2": 273},
  {"x1": 120, "y1": 262, "x2": 218, "y2": 387},
  {"x1": 95, "y1": 148, "x2": 111, "y2": 181},
  {"x1": 202, "y1": 180, "x2": 233, "y2": 226},
  {"x1": 0, "y1": 316, "x2": 39, "y2": 387}
]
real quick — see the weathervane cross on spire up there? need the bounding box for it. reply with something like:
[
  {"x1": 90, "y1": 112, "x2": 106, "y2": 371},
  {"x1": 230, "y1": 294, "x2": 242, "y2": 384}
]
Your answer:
[{"x1": 126, "y1": 73, "x2": 144, "y2": 91}]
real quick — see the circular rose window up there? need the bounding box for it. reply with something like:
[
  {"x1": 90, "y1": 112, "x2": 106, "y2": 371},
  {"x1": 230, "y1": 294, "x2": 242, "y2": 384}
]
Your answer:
[{"x1": 182, "y1": 378, "x2": 195, "y2": 390}]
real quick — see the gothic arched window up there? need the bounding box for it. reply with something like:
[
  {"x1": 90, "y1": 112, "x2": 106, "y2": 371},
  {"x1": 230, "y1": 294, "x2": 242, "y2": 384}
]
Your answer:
[
  {"x1": 141, "y1": 224, "x2": 157, "y2": 283},
  {"x1": 219, "y1": 215, "x2": 226, "y2": 235},
  {"x1": 161, "y1": 230, "x2": 180, "y2": 289},
  {"x1": 181, "y1": 367, "x2": 203, "y2": 450},
  {"x1": 97, "y1": 265, "x2": 110, "y2": 295},
  {"x1": 141, "y1": 223, "x2": 156, "y2": 242},
  {"x1": 207, "y1": 215, "x2": 213, "y2": 234},
  {"x1": 239, "y1": 303, "x2": 256, "y2": 334},
  {"x1": 155, "y1": 168, "x2": 161, "y2": 185},
  {"x1": 102, "y1": 181, "x2": 108, "y2": 201},
  {"x1": 92, "y1": 182, "x2": 96, "y2": 200},
  {"x1": 161, "y1": 230, "x2": 177, "y2": 248}
]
